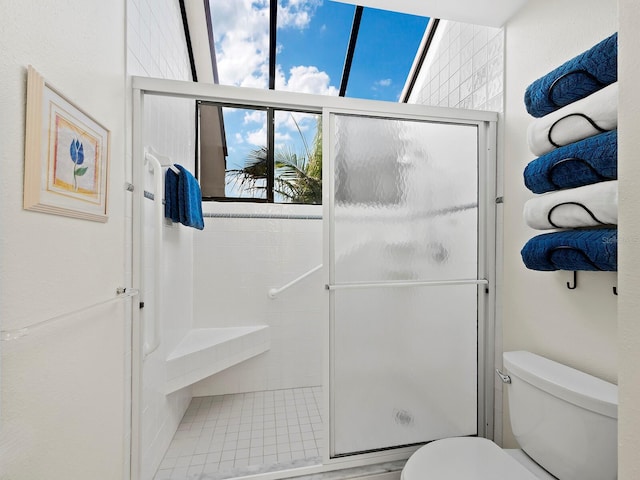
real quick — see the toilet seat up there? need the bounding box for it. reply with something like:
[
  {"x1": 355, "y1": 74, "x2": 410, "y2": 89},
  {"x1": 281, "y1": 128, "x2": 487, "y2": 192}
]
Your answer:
[{"x1": 401, "y1": 437, "x2": 543, "y2": 480}]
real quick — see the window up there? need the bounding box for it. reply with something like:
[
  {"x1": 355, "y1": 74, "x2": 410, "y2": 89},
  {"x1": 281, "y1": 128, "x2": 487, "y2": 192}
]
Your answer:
[
  {"x1": 198, "y1": 101, "x2": 321, "y2": 204},
  {"x1": 199, "y1": 1, "x2": 428, "y2": 204}
]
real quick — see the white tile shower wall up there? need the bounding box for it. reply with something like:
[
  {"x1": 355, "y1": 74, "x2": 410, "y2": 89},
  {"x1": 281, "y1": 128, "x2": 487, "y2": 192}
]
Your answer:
[
  {"x1": 140, "y1": 97, "x2": 196, "y2": 480},
  {"x1": 408, "y1": 21, "x2": 504, "y2": 113},
  {"x1": 126, "y1": 0, "x2": 195, "y2": 478},
  {"x1": 192, "y1": 204, "x2": 324, "y2": 396}
]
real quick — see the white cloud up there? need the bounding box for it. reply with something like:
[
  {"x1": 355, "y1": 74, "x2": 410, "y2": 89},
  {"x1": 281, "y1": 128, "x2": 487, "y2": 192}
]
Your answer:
[
  {"x1": 246, "y1": 125, "x2": 293, "y2": 147},
  {"x1": 278, "y1": 65, "x2": 339, "y2": 96},
  {"x1": 210, "y1": 0, "x2": 336, "y2": 94},
  {"x1": 212, "y1": 0, "x2": 317, "y2": 86},
  {"x1": 246, "y1": 126, "x2": 267, "y2": 146},
  {"x1": 243, "y1": 110, "x2": 266, "y2": 125},
  {"x1": 377, "y1": 78, "x2": 393, "y2": 87}
]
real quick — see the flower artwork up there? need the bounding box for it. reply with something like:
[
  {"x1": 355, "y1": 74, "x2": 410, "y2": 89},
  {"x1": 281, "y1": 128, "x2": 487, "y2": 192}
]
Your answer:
[
  {"x1": 49, "y1": 113, "x2": 101, "y2": 199},
  {"x1": 69, "y1": 139, "x2": 87, "y2": 191},
  {"x1": 24, "y1": 66, "x2": 110, "y2": 222}
]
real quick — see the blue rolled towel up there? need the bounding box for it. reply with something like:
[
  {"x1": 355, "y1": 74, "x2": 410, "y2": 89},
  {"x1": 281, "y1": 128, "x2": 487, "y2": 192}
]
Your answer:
[
  {"x1": 176, "y1": 164, "x2": 204, "y2": 230},
  {"x1": 524, "y1": 130, "x2": 617, "y2": 194},
  {"x1": 525, "y1": 32, "x2": 617, "y2": 118},
  {"x1": 521, "y1": 228, "x2": 617, "y2": 271},
  {"x1": 164, "y1": 168, "x2": 180, "y2": 222}
]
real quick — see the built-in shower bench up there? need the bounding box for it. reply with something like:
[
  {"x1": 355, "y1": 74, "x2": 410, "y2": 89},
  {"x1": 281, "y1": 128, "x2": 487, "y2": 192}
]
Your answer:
[{"x1": 165, "y1": 326, "x2": 270, "y2": 394}]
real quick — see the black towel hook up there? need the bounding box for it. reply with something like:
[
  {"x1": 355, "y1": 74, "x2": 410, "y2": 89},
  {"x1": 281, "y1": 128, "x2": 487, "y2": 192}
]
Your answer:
[
  {"x1": 567, "y1": 271, "x2": 577, "y2": 289},
  {"x1": 613, "y1": 286, "x2": 618, "y2": 295}
]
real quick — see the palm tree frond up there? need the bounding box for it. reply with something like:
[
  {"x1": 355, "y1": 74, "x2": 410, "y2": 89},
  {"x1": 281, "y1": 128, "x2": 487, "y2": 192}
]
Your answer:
[{"x1": 228, "y1": 116, "x2": 322, "y2": 203}]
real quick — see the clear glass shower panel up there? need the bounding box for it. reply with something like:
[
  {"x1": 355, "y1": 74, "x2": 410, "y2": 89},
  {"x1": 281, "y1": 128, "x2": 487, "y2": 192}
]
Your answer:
[
  {"x1": 333, "y1": 115, "x2": 478, "y2": 283},
  {"x1": 332, "y1": 285, "x2": 478, "y2": 455}
]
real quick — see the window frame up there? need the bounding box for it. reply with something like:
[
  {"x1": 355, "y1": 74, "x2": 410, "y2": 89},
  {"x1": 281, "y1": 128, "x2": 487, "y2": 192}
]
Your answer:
[{"x1": 197, "y1": 100, "x2": 322, "y2": 205}]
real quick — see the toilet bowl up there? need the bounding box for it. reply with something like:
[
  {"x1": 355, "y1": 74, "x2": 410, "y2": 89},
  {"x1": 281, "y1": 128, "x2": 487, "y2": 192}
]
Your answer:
[
  {"x1": 401, "y1": 351, "x2": 618, "y2": 480},
  {"x1": 401, "y1": 437, "x2": 554, "y2": 480}
]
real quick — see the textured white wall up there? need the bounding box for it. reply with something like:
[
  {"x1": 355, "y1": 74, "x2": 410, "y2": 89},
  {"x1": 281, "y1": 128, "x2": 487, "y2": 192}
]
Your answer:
[
  {"x1": 126, "y1": 0, "x2": 196, "y2": 478},
  {"x1": 408, "y1": 20, "x2": 503, "y2": 112},
  {"x1": 618, "y1": 1, "x2": 640, "y2": 478},
  {"x1": 0, "y1": 1, "x2": 127, "y2": 479},
  {"x1": 192, "y1": 203, "x2": 323, "y2": 396},
  {"x1": 502, "y1": 0, "x2": 618, "y2": 447}
]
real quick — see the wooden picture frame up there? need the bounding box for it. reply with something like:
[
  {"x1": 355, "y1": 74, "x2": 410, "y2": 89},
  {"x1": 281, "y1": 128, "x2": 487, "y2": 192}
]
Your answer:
[{"x1": 24, "y1": 66, "x2": 110, "y2": 222}]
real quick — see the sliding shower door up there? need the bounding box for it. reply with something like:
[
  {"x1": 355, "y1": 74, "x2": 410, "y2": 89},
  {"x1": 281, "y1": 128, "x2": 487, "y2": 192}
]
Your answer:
[{"x1": 326, "y1": 112, "x2": 483, "y2": 457}]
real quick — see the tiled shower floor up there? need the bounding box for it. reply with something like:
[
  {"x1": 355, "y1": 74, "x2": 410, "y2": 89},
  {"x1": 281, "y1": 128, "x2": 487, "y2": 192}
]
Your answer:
[{"x1": 154, "y1": 386, "x2": 323, "y2": 480}]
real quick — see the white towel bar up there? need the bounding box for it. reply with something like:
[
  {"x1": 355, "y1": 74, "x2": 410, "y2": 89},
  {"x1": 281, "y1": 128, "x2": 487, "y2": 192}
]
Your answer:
[
  {"x1": 326, "y1": 278, "x2": 489, "y2": 291},
  {"x1": 1, "y1": 288, "x2": 139, "y2": 341}
]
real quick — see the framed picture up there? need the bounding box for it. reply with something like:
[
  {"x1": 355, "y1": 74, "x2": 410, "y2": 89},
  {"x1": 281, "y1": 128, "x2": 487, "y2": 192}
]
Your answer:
[{"x1": 23, "y1": 66, "x2": 110, "y2": 222}]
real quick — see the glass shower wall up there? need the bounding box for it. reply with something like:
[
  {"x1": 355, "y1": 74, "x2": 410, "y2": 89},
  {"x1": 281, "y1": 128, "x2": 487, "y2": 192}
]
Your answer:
[{"x1": 329, "y1": 114, "x2": 479, "y2": 456}]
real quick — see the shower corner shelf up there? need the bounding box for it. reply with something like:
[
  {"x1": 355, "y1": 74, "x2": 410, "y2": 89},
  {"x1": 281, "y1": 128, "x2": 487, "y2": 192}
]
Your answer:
[{"x1": 164, "y1": 326, "x2": 270, "y2": 395}]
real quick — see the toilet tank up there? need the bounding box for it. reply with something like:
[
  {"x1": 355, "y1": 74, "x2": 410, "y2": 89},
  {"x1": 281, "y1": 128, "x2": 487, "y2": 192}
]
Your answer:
[{"x1": 503, "y1": 351, "x2": 617, "y2": 480}]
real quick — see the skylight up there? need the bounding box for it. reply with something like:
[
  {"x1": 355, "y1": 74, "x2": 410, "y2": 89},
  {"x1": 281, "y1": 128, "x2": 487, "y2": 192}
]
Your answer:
[
  {"x1": 207, "y1": 0, "x2": 429, "y2": 101},
  {"x1": 200, "y1": 1, "x2": 430, "y2": 202}
]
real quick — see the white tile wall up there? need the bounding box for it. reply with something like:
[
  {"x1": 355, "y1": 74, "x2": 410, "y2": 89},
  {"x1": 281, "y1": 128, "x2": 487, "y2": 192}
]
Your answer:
[
  {"x1": 126, "y1": 0, "x2": 195, "y2": 478},
  {"x1": 127, "y1": 0, "x2": 192, "y2": 80},
  {"x1": 192, "y1": 203, "x2": 324, "y2": 396},
  {"x1": 408, "y1": 20, "x2": 504, "y2": 113}
]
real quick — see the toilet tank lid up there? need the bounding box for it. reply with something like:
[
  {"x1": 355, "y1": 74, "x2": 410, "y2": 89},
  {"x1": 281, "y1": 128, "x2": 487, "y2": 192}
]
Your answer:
[{"x1": 503, "y1": 351, "x2": 618, "y2": 419}]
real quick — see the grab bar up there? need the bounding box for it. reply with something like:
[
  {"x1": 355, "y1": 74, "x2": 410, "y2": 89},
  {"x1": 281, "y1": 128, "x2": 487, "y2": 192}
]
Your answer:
[
  {"x1": 143, "y1": 150, "x2": 165, "y2": 357},
  {"x1": 326, "y1": 278, "x2": 488, "y2": 291},
  {"x1": 269, "y1": 264, "x2": 323, "y2": 299},
  {"x1": 1, "y1": 288, "x2": 139, "y2": 341}
]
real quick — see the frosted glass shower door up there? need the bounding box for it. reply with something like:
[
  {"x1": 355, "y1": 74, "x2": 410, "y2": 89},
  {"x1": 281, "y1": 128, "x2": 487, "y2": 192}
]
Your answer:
[{"x1": 328, "y1": 113, "x2": 480, "y2": 457}]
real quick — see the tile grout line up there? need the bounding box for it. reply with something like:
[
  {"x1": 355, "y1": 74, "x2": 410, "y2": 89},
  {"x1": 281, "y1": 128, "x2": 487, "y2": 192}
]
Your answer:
[{"x1": 154, "y1": 387, "x2": 323, "y2": 480}]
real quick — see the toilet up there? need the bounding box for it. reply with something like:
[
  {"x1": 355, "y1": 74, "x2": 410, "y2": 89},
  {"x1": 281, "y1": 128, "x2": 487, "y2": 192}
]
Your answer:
[{"x1": 401, "y1": 351, "x2": 618, "y2": 480}]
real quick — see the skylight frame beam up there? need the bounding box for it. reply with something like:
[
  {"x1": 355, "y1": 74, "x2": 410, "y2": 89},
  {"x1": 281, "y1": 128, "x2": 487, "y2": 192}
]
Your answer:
[
  {"x1": 339, "y1": 6, "x2": 364, "y2": 97},
  {"x1": 401, "y1": 18, "x2": 440, "y2": 103},
  {"x1": 269, "y1": 0, "x2": 278, "y2": 90},
  {"x1": 179, "y1": 0, "x2": 198, "y2": 81}
]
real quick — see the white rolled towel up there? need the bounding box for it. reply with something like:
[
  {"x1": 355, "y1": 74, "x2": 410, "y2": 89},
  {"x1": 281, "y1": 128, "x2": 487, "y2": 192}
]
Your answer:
[
  {"x1": 524, "y1": 180, "x2": 618, "y2": 230},
  {"x1": 527, "y1": 82, "x2": 618, "y2": 156}
]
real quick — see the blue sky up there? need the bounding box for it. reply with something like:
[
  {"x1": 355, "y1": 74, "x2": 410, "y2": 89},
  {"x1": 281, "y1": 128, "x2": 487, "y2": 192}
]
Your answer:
[
  {"x1": 208, "y1": 0, "x2": 428, "y2": 196},
  {"x1": 275, "y1": 1, "x2": 428, "y2": 101}
]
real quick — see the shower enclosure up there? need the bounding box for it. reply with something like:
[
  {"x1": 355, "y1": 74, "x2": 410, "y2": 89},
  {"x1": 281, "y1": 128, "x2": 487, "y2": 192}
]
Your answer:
[{"x1": 132, "y1": 77, "x2": 497, "y2": 479}]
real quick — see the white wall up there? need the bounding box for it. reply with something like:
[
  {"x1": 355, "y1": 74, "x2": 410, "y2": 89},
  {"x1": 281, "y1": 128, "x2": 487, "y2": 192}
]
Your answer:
[
  {"x1": 126, "y1": 0, "x2": 196, "y2": 478},
  {"x1": 618, "y1": 1, "x2": 640, "y2": 478},
  {"x1": 502, "y1": 0, "x2": 617, "y2": 446},
  {"x1": 0, "y1": 1, "x2": 127, "y2": 479},
  {"x1": 408, "y1": 20, "x2": 503, "y2": 112},
  {"x1": 192, "y1": 203, "x2": 323, "y2": 396}
]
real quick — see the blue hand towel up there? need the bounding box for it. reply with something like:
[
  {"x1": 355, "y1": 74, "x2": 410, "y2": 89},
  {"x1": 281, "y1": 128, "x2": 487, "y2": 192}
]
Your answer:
[
  {"x1": 176, "y1": 164, "x2": 204, "y2": 230},
  {"x1": 521, "y1": 228, "x2": 617, "y2": 272},
  {"x1": 523, "y1": 130, "x2": 617, "y2": 194},
  {"x1": 164, "y1": 168, "x2": 180, "y2": 222},
  {"x1": 525, "y1": 33, "x2": 617, "y2": 118}
]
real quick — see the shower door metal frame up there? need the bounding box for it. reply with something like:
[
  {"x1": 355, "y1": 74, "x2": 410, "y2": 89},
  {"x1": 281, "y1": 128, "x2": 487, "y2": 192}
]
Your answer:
[
  {"x1": 321, "y1": 105, "x2": 497, "y2": 465},
  {"x1": 130, "y1": 75, "x2": 497, "y2": 480}
]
